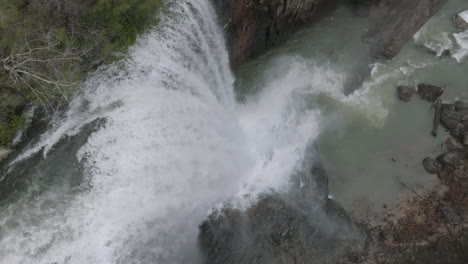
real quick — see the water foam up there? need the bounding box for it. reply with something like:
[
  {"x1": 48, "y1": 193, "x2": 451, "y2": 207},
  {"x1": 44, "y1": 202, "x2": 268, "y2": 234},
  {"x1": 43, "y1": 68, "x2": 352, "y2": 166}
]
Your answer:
[
  {"x1": 1, "y1": 1, "x2": 247, "y2": 263},
  {"x1": 0, "y1": 1, "x2": 329, "y2": 263},
  {"x1": 453, "y1": 30, "x2": 468, "y2": 62}
]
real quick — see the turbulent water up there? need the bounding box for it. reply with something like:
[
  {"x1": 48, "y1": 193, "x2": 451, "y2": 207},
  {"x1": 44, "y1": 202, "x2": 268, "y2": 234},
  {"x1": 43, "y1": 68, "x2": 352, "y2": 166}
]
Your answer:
[
  {"x1": 2, "y1": 0, "x2": 468, "y2": 263},
  {"x1": 235, "y1": 0, "x2": 468, "y2": 217},
  {"x1": 0, "y1": 1, "x2": 320, "y2": 263}
]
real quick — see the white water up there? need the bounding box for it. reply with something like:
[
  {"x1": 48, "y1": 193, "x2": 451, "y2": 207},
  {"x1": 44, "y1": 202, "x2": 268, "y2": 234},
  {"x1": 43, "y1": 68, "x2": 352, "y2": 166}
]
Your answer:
[{"x1": 0, "y1": 1, "x2": 323, "y2": 263}]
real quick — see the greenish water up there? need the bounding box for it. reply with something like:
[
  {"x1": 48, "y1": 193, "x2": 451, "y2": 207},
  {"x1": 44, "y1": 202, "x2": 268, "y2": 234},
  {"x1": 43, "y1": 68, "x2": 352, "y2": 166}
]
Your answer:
[{"x1": 235, "y1": 1, "x2": 468, "y2": 218}]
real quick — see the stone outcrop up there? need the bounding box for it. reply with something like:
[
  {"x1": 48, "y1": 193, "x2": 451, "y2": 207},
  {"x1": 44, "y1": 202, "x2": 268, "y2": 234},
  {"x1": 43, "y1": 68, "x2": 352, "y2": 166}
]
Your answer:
[
  {"x1": 417, "y1": 83, "x2": 445, "y2": 102},
  {"x1": 211, "y1": 0, "x2": 342, "y2": 67},
  {"x1": 363, "y1": 0, "x2": 448, "y2": 59},
  {"x1": 396, "y1": 85, "x2": 416, "y2": 102},
  {"x1": 198, "y1": 146, "x2": 367, "y2": 264},
  {"x1": 453, "y1": 11, "x2": 468, "y2": 30}
]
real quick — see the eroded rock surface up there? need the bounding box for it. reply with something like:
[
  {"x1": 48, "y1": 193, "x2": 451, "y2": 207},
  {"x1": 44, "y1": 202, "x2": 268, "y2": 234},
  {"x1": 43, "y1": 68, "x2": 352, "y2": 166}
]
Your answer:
[
  {"x1": 397, "y1": 85, "x2": 416, "y2": 102},
  {"x1": 199, "y1": 146, "x2": 367, "y2": 264},
  {"x1": 211, "y1": 0, "x2": 342, "y2": 66},
  {"x1": 364, "y1": 0, "x2": 448, "y2": 59},
  {"x1": 417, "y1": 83, "x2": 445, "y2": 102}
]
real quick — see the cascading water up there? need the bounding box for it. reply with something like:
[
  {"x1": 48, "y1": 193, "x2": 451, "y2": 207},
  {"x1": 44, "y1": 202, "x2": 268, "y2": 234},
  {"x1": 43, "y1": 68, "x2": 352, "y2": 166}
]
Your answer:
[{"x1": 0, "y1": 1, "x2": 322, "y2": 263}]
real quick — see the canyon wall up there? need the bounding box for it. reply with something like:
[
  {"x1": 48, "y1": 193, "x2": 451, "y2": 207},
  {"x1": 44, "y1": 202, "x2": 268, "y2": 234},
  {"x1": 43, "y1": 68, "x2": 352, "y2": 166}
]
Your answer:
[{"x1": 211, "y1": 0, "x2": 343, "y2": 67}]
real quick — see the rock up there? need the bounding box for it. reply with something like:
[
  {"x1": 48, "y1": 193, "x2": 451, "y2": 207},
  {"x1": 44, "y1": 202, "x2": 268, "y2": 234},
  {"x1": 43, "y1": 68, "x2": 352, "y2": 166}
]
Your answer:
[
  {"x1": 443, "y1": 136, "x2": 462, "y2": 151},
  {"x1": 437, "y1": 152, "x2": 458, "y2": 166},
  {"x1": 441, "y1": 49, "x2": 451, "y2": 56},
  {"x1": 441, "y1": 104, "x2": 468, "y2": 130},
  {"x1": 211, "y1": 0, "x2": 343, "y2": 67},
  {"x1": 463, "y1": 133, "x2": 468, "y2": 146},
  {"x1": 437, "y1": 149, "x2": 468, "y2": 167},
  {"x1": 423, "y1": 157, "x2": 442, "y2": 174},
  {"x1": 453, "y1": 13, "x2": 468, "y2": 30},
  {"x1": 417, "y1": 84, "x2": 445, "y2": 102},
  {"x1": 451, "y1": 122, "x2": 466, "y2": 139},
  {"x1": 440, "y1": 205, "x2": 461, "y2": 225},
  {"x1": 454, "y1": 101, "x2": 468, "y2": 111},
  {"x1": 0, "y1": 147, "x2": 12, "y2": 162},
  {"x1": 453, "y1": 169, "x2": 468, "y2": 180},
  {"x1": 432, "y1": 99, "x2": 442, "y2": 137},
  {"x1": 199, "y1": 196, "x2": 366, "y2": 264},
  {"x1": 199, "y1": 144, "x2": 367, "y2": 263},
  {"x1": 365, "y1": 0, "x2": 448, "y2": 59},
  {"x1": 397, "y1": 86, "x2": 416, "y2": 102}
]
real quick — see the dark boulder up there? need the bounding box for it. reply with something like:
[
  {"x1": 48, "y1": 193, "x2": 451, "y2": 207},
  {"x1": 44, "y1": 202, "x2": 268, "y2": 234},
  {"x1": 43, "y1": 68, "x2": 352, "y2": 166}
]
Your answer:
[
  {"x1": 454, "y1": 101, "x2": 468, "y2": 111},
  {"x1": 417, "y1": 84, "x2": 444, "y2": 102},
  {"x1": 441, "y1": 103, "x2": 468, "y2": 130},
  {"x1": 453, "y1": 13, "x2": 468, "y2": 30},
  {"x1": 463, "y1": 133, "x2": 468, "y2": 146},
  {"x1": 450, "y1": 121, "x2": 468, "y2": 140},
  {"x1": 440, "y1": 205, "x2": 461, "y2": 225},
  {"x1": 198, "y1": 195, "x2": 366, "y2": 264},
  {"x1": 423, "y1": 157, "x2": 442, "y2": 174},
  {"x1": 437, "y1": 149, "x2": 468, "y2": 167},
  {"x1": 443, "y1": 136, "x2": 463, "y2": 151},
  {"x1": 397, "y1": 86, "x2": 416, "y2": 102},
  {"x1": 198, "y1": 144, "x2": 367, "y2": 264}
]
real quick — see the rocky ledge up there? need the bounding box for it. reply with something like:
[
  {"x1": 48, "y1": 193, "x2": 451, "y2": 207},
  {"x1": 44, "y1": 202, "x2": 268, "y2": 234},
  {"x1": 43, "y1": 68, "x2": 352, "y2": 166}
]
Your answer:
[{"x1": 198, "y1": 146, "x2": 367, "y2": 264}]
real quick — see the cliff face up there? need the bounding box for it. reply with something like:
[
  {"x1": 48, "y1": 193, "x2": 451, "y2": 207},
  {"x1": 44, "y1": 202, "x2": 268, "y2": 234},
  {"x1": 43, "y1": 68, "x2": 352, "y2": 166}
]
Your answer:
[
  {"x1": 212, "y1": 0, "x2": 342, "y2": 67},
  {"x1": 362, "y1": 0, "x2": 448, "y2": 59}
]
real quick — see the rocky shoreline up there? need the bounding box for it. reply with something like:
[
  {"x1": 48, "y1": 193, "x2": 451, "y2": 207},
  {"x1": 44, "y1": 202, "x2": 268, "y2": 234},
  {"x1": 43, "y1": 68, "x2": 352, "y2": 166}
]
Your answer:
[{"x1": 347, "y1": 88, "x2": 468, "y2": 263}]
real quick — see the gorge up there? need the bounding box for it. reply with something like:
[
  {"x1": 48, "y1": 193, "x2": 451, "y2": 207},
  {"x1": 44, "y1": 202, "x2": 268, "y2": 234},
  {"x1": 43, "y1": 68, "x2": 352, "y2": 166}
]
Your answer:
[{"x1": 0, "y1": 0, "x2": 468, "y2": 264}]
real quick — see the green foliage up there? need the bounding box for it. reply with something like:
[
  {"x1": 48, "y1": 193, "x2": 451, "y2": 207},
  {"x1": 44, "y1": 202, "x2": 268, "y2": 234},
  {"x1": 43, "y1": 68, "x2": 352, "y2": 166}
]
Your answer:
[
  {"x1": 0, "y1": 0, "x2": 162, "y2": 145},
  {"x1": 0, "y1": 115, "x2": 26, "y2": 146},
  {"x1": 92, "y1": 0, "x2": 162, "y2": 55}
]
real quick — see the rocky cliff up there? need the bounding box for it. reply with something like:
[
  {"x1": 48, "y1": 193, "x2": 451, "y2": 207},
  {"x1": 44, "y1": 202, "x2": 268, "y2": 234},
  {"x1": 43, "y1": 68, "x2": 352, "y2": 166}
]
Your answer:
[
  {"x1": 211, "y1": 0, "x2": 342, "y2": 67},
  {"x1": 362, "y1": 0, "x2": 448, "y2": 59}
]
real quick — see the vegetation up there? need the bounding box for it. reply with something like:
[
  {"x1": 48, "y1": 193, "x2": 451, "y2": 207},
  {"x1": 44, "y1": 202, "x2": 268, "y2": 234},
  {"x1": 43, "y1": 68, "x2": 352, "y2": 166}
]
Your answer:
[
  {"x1": 0, "y1": 0, "x2": 162, "y2": 146},
  {"x1": 0, "y1": 114, "x2": 26, "y2": 146}
]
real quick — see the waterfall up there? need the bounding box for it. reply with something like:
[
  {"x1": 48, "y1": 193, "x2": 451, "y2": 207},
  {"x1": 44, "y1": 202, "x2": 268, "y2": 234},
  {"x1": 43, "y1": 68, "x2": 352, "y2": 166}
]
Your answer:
[{"x1": 0, "y1": 1, "x2": 322, "y2": 263}]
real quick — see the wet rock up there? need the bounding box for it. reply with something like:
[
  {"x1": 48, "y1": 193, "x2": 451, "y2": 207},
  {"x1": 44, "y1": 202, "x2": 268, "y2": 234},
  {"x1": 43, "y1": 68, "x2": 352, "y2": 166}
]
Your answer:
[
  {"x1": 417, "y1": 84, "x2": 445, "y2": 102},
  {"x1": 437, "y1": 149, "x2": 468, "y2": 167},
  {"x1": 423, "y1": 157, "x2": 442, "y2": 174},
  {"x1": 453, "y1": 13, "x2": 468, "y2": 30},
  {"x1": 463, "y1": 133, "x2": 468, "y2": 146},
  {"x1": 437, "y1": 152, "x2": 458, "y2": 167},
  {"x1": 199, "y1": 196, "x2": 366, "y2": 264},
  {"x1": 441, "y1": 105, "x2": 468, "y2": 130},
  {"x1": 440, "y1": 205, "x2": 461, "y2": 225},
  {"x1": 417, "y1": 44, "x2": 439, "y2": 56},
  {"x1": 454, "y1": 101, "x2": 468, "y2": 111},
  {"x1": 0, "y1": 147, "x2": 12, "y2": 162},
  {"x1": 397, "y1": 86, "x2": 416, "y2": 102},
  {"x1": 453, "y1": 169, "x2": 467, "y2": 180},
  {"x1": 451, "y1": 122, "x2": 466, "y2": 139},
  {"x1": 443, "y1": 136, "x2": 462, "y2": 151},
  {"x1": 212, "y1": 0, "x2": 343, "y2": 67},
  {"x1": 432, "y1": 99, "x2": 442, "y2": 137},
  {"x1": 199, "y1": 145, "x2": 367, "y2": 264},
  {"x1": 441, "y1": 49, "x2": 451, "y2": 57},
  {"x1": 365, "y1": 0, "x2": 448, "y2": 60}
]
